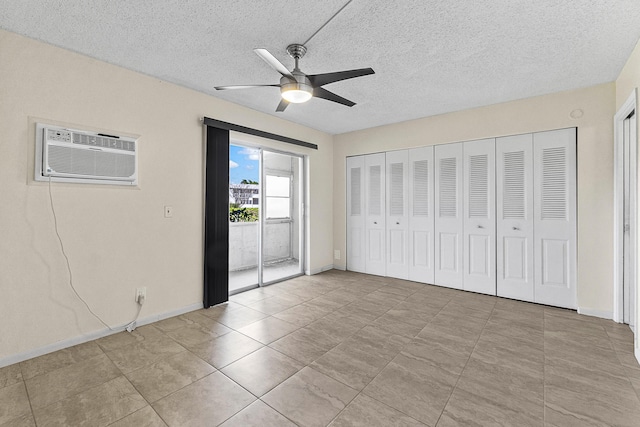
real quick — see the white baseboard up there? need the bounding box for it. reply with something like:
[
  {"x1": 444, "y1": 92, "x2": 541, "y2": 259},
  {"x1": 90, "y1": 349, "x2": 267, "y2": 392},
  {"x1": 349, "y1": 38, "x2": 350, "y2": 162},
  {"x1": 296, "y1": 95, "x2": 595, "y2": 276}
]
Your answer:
[
  {"x1": 333, "y1": 264, "x2": 346, "y2": 271},
  {"x1": 306, "y1": 264, "x2": 334, "y2": 275},
  {"x1": 577, "y1": 307, "x2": 613, "y2": 320},
  {"x1": 0, "y1": 302, "x2": 203, "y2": 369},
  {"x1": 135, "y1": 302, "x2": 203, "y2": 327}
]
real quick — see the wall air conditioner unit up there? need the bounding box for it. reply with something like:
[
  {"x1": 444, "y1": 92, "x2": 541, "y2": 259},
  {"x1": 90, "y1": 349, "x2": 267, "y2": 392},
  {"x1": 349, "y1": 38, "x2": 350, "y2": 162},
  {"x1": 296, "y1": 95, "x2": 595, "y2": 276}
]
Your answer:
[{"x1": 35, "y1": 123, "x2": 138, "y2": 185}]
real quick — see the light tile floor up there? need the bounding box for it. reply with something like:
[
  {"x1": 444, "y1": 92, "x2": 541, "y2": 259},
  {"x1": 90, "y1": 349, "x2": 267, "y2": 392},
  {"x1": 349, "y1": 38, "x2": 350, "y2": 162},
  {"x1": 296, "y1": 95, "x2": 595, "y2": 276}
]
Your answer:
[
  {"x1": 2, "y1": 270, "x2": 640, "y2": 426},
  {"x1": 229, "y1": 259, "x2": 302, "y2": 293}
]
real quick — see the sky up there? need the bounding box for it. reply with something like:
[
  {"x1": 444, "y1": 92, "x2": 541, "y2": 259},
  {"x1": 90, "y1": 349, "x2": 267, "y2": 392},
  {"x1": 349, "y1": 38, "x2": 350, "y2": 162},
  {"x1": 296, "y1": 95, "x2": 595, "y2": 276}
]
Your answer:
[{"x1": 229, "y1": 144, "x2": 259, "y2": 184}]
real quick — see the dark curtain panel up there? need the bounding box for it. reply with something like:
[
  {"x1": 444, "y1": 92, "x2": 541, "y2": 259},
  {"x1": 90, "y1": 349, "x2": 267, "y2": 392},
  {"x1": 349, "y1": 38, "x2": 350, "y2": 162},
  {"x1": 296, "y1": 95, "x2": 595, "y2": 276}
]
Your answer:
[{"x1": 203, "y1": 126, "x2": 229, "y2": 308}]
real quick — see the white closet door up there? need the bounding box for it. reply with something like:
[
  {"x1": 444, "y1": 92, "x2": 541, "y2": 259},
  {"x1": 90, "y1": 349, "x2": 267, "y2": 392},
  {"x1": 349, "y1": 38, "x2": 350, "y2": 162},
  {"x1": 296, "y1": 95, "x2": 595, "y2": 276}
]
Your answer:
[
  {"x1": 346, "y1": 156, "x2": 365, "y2": 273},
  {"x1": 496, "y1": 134, "x2": 534, "y2": 302},
  {"x1": 408, "y1": 146, "x2": 435, "y2": 284},
  {"x1": 533, "y1": 128, "x2": 577, "y2": 308},
  {"x1": 365, "y1": 153, "x2": 386, "y2": 276},
  {"x1": 435, "y1": 143, "x2": 464, "y2": 289},
  {"x1": 386, "y1": 150, "x2": 409, "y2": 279},
  {"x1": 463, "y1": 139, "x2": 496, "y2": 295}
]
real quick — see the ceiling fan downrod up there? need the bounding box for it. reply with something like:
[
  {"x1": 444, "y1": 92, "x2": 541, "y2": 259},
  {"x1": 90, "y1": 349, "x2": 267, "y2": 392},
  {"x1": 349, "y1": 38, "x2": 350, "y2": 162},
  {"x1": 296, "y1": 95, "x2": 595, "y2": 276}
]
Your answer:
[{"x1": 286, "y1": 44, "x2": 307, "y2": 71}]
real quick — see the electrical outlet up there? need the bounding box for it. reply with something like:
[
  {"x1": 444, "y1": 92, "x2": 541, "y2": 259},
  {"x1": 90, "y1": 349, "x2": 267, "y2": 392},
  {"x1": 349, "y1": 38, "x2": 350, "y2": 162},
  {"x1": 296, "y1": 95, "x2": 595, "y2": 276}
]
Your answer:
[
  {"x1": 164, "y1": 206, "x2": 173, "y2": 218},
  {"x1": 136, "y1": 287, "x2": 146, "y2": 304},
  {"x1": 334, "y1": 249, "x2": 341, "y2": 260}
]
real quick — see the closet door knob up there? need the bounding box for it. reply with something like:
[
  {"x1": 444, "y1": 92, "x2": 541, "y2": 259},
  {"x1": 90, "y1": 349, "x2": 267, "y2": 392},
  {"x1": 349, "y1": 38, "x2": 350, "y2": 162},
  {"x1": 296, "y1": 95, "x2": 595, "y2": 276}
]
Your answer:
[
  {"x1": 374, "y1": 221, "x2": 377, "y2": 225},
  {"x1": 512, "y1": 226, "x2": 520, "y2": 231},
  {"x1": 477, "y1": 225, "x2": 484, "y2": 229},
  {"x1": 396, "y1": 222, "x2": 400, "y2": 225}
]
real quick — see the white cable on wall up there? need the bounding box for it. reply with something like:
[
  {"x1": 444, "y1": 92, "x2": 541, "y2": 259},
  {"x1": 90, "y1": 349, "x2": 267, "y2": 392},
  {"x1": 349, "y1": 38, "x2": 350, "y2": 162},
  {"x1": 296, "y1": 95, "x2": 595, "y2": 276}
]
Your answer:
[{"x1": 47, "y1": 178, "x2": 142, "y2": 332}]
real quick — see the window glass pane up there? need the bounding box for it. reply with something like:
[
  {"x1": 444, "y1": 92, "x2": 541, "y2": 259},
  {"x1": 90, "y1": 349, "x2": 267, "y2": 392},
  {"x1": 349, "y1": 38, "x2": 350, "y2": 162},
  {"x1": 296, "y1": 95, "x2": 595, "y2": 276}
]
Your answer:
[
  {"x1": 266, "y1": 175, "x2": 290, "y2": 197},
  {"x1": 266, "y1": 197, "x2": 290, "y2": 218}
]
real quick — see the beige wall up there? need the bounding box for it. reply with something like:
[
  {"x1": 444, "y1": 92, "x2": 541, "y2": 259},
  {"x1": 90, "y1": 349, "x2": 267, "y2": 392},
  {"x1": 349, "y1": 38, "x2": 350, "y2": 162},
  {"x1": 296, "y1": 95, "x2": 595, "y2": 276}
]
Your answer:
[
  {"x1": 616, "y1": 38, "x2": 640, "y2": 110},
  {"x1": 333, "y1": 83, "x2": 616, "y2": 314},
  {"x1": 0, "y1": 30, "x2": 333, "y2": 363}
]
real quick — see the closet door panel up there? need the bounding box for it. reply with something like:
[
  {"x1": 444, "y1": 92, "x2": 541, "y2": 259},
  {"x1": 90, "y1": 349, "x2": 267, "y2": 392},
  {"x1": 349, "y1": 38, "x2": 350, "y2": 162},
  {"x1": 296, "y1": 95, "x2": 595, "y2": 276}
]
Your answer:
[
  {"x1": 504, "y1": 237, "x2": 527, "y2": 281},
  {"x1": 408, "y1": 147, "x2": 435, "y2": 283},
  {"x1": 533, "y1": 128, "x2": 577, "y2": 308},
  {"x1": 463, "y1": 138, "x2": 496, "y2": 295},
  {"x1": 365, "y1": 153, "x2": 386, "y2": 276},
  {"x1": 496, "y1": 134, "x2": 534, "y2": 302},
  {"x1": 346, "y1": 156, "x2": 366, "y2": 272},
  {"x1": 386, "y1": 150, "x2": 409, "y2": 279},
  {"x1": 435, "y1": 143, "x2": 464, "y2": 289}
]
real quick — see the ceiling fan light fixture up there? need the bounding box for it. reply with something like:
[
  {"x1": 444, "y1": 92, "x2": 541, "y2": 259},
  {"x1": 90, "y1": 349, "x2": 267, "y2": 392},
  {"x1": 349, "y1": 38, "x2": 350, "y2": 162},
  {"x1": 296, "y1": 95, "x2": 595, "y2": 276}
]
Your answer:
[
  {"x1": 281, "y1": 82, "x2": 313, "y2": 103},
  {"x1": 218, "y1": 43, "x2": 373, "y2": 112}
]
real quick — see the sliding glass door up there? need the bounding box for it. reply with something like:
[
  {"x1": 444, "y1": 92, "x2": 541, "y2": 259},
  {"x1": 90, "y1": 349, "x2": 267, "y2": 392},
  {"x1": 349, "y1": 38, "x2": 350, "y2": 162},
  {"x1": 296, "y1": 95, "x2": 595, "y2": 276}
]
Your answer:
[
  {"x1": 228, "y1": 144, "x2": 260, "y2": 293},
  {"x1": 262, "y1": 151, "x2": 304, "y2": 284},
  {"x1": 228, "y1": 143, "x2": 304, "y2": 293}
]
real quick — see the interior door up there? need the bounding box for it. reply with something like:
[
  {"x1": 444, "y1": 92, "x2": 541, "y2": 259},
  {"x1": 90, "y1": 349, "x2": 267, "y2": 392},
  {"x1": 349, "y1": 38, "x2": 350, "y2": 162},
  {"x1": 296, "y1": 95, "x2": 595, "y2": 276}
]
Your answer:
[
  {"x1": 365, "y1": 153, "x2": 386, "y2": 276},
  {"x1": 463, "y1": 139, "x2": 496, "y2": 295},
  {"x1": 347, "y1": 156, "x2": 366, "y2": 273},
  {"x1": 435, "y1": 143, "x2": 464, "y2": 289},
  {"x1": 496, "y1": 134, "x2": 534, "y2": 302},
  {"x1": 625, "y1": 112, "x2": 637, "y2": 331},
  {"x1": 624, "y1": 115, "x2": 632, "y2": 325},
  {"x1": 408, "y1": 146, "x2": 435, "y2": 284},
  {"x1": 533, "y1": 128, "x2": 577, "y2": 308},
  {"x1": 386, "y1": 150, "x2": 409, "y2": 279}
]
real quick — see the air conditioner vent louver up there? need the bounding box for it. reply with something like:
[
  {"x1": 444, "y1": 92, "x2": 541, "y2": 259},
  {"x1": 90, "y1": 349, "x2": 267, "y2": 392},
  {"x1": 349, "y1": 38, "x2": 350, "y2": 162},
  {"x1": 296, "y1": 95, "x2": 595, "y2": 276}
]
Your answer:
[
  {"x1": 36, "y1": 124, "x2": 138, "y2": 185},
  {"x1": 47, "y1": 145, "x2": 135, "y2": 178}
]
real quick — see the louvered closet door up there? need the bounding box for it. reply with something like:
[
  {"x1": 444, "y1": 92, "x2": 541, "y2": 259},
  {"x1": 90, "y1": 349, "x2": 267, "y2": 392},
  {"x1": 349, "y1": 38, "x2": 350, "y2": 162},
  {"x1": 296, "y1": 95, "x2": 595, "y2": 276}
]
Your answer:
[
  {"x1": 435, "y1": 143, "x2": 464, "y2": 289},
  {"x1": 496, "y1": 134, "x2": 534, "y2": 302},
  {"x1": 346, "y1": 156, "x2": 366, "y2": 273},
  {"x1": 386, "y1": 150, "x2": 409, "y2": 279},
  {"x1": 408, "y1": 147, "x2": 435, "y2": 284},
  {"x1": 533, "y1": 128, "x2": 577, "y2": 308},
  {"x1": 463, "y1": 139, "x2": 496, "y2": 295},
  {"x1": 365, "y1": 153, "x2": 386, "y2": 276}
]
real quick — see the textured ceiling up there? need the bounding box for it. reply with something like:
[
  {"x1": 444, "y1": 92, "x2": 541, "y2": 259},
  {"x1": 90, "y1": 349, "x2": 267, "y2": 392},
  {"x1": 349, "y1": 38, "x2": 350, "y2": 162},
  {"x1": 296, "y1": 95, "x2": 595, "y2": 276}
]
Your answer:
[{"x1": 2, "y1": 1, "x2": 640, "y2": 134}]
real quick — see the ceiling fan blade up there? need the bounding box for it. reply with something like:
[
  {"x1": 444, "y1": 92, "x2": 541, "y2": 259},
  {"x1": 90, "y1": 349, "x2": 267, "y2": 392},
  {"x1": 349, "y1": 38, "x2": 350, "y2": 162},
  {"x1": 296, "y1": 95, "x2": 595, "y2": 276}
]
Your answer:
[
  {"x1": 214, "y1": 84, "x2": 280, "y2": 90},
  {"x1": 313, "y1": 87, "x2": 356, "y2": 107},
  {"x1": 276, "y1": 98, "x2": 289, "y2": 112},
  {"x1": 307, "y1": 68, "x2": 375, "y2": 87},
  {"x1": 254, "y1": 49, "x2": 295, "y2": 81}
]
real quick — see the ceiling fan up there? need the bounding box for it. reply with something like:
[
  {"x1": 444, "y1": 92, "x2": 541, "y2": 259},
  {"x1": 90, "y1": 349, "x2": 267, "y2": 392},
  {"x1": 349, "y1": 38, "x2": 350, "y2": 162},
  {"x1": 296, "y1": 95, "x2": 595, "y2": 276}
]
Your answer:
[{"x1": 215, "y1": 44, "x2": 375, "y2": 112}]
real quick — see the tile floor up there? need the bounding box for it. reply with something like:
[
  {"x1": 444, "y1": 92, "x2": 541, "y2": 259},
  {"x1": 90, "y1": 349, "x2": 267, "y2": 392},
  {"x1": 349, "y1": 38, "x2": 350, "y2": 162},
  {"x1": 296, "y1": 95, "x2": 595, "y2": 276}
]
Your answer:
[
  {"x1": 229, "y1": 259, "x2": 302, "y2": 293},
  {"x1": 2, "y1": 270, "x2": 640, "y2": 426}
]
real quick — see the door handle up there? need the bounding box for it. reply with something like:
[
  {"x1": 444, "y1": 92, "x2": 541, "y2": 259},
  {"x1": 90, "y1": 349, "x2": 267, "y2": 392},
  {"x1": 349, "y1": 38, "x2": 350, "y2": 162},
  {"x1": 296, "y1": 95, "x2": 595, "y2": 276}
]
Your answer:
[
  {"x1": 512, "y1": 226, "x2": 520, "y2": 231},
  {"x1": 477, "y1": 225, "x2": 484, "y2": 229},
  {"x1": 396, "y1": 222, "x2": 400, "y2": 225},
  {"x1": 374, "y1": 221, "x2": 377, "y2": 225}
]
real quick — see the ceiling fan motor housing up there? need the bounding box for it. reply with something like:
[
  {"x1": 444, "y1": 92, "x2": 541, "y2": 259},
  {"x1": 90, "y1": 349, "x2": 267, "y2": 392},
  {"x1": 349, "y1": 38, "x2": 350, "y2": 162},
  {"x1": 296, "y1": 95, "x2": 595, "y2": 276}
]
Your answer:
[{"x1": 280, "y1": 72, "x2": 313, "y2": 103}]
